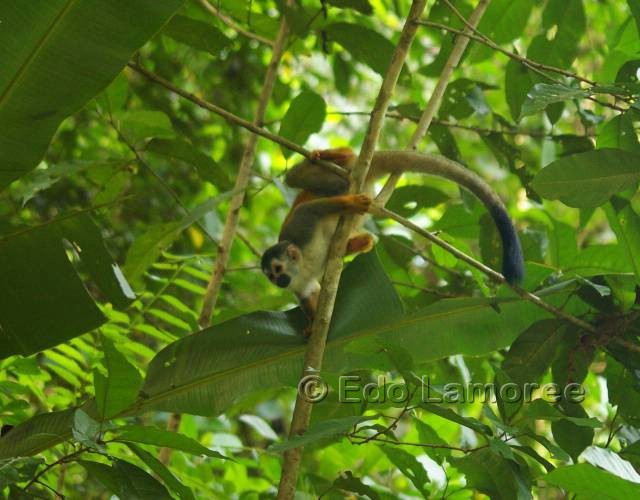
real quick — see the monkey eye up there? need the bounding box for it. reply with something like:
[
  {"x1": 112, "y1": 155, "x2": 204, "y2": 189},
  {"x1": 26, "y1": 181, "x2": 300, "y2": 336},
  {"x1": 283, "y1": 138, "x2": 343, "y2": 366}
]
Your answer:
[{"x1": 274, "y1": 264, "x2": 282, "y2": 274}]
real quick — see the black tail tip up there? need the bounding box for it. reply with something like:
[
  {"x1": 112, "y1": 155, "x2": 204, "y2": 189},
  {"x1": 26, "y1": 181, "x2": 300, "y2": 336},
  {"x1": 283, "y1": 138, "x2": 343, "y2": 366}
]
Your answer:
[{"x1": 502, "y1": 244, "x2": 525, "y2": 285}]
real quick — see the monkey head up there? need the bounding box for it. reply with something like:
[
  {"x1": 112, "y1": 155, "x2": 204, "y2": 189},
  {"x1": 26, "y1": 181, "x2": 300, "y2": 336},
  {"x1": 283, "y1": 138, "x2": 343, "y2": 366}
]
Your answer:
[{"x1": 261, "y1": 240, "x2": 302, "y2": 289}]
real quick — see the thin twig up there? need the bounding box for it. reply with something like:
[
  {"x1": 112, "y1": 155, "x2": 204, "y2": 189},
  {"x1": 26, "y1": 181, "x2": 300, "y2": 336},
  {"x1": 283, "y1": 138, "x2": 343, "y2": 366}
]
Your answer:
[
  {"x1": 418, "y1": 20, "x2": 596, "y2": 85},
  {"x1": 199, "y1": 0, "x2": 275, "y2": 47},
  {"x1": 126, "y1": 61, "x2": 348, "y2": 180},
  {"x1": 198, "y1": 5, "x2": 292, "y2": 328},
  {"x1": 439, "y1": 0, "x2": 625, "y2": 112},
  {"x1": 350, "y1": 434, "x2": 487, "y2": 453},
  {"x1": 23, "y1": 448, "x2": 86, "y2": 492},
  {"x1": 276, "y1": 2, "x2": 428, "y2": 498}
]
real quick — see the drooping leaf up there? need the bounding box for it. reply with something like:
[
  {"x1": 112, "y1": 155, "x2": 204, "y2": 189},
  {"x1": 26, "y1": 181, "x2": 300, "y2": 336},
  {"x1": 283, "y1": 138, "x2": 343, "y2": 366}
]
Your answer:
[
  {"x1": 503, "y1": 320, "x2": 566, "y2": 386},
  {"x1": 94, "y1": 337, "x2": 143, "y2": 419},
  {"x1": 113, "y1": 425, "x2": 227, "y2": 459},
  {"x1": 0, "y1": 220, "x2": 107, "y2": 359},
  {"x1": 452, "y1": 448, "x2": 529, "y2": 500},
  {"x1": 326, "y1": 0, "x2": 373, "y2": 14},
  {"x1": 604, "y1": 199, "x2": 640, "y2": 285},
  {"x1": 162, "y1": 15, "x2": 230, "y2": 56},
  {"x1": 127, "y1": 444, "x2": 195, "y2": 500},
  {"x1": 520, "y1": 84, "x2": 588, "y2": 119},
  {"x1": 544, "y1": 464, "x2": 640, "y2": 498},
  {"x1": 0, "y1": 0, "x2": 184, "y2": 189},
  {"x1": 597, "y1": 114, "x2": 640, "y2": 152},
  {"x1": 325, "y1": 23, "x2": 395, "y2": 76},
  {"x1": 278, "y1": 90, "x2": 326, "y2": 158},
  {"x1": 531, "y1": 149, "x2": 640, "y2": 208},
  {"x1": 382, "y1": 447, "x2": 430, "y2": 496},
  {"x1": 113, "y1": 109, "x2": 175, "y2": 143}
]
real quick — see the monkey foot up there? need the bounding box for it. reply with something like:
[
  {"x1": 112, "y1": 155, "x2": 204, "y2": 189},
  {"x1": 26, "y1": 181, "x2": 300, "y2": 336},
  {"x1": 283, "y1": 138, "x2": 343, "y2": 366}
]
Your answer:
[{"x1": 347, "y1": 233, "x2": 375, "y2": 255}]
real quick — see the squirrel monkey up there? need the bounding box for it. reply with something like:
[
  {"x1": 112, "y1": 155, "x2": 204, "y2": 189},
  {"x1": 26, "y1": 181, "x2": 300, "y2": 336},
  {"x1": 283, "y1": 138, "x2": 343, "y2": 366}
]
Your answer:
[{"x1": 261, "y1": 148, "x2": 524, "y2": 333}]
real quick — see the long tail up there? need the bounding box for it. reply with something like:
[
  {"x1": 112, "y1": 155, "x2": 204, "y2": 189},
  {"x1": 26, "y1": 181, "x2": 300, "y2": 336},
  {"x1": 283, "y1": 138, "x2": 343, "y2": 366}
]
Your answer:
[{"x1": 371, "y1": 151, "x2": 525, "y2": 284}]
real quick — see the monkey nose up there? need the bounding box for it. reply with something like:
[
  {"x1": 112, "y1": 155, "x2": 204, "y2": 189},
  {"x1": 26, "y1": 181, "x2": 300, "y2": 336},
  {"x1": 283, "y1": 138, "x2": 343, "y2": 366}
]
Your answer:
[{"x1": 276, "y1": 274, "x2": 291, "y2": 288}]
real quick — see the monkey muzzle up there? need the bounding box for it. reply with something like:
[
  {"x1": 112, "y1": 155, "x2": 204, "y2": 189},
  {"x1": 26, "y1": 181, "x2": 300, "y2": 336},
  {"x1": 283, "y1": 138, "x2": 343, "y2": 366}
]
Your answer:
[{"x1": 275, "y1": 274, "x2": 291, "y2": 288}]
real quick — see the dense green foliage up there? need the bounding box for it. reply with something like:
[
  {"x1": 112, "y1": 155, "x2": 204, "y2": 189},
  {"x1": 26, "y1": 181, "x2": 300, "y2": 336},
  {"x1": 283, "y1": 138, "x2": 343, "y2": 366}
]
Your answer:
[{"x1": 1, "y1": 0, "x2": 640, "y2": 497}]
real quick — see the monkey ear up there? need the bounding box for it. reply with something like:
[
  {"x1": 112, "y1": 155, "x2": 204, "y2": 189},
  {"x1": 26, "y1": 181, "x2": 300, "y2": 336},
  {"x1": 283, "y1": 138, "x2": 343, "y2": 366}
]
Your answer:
[{"x1": 287, "y1": 244, "x2": 301, "y2": 261}]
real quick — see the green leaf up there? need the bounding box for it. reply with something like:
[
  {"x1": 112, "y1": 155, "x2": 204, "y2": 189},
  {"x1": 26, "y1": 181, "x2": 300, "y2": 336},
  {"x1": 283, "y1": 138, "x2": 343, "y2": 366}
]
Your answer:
[
  {"x1": 112, "y1": 459, "x2": 172, "y2": 499},
  {"x1": 123, "y1": 191, "x2": 234, "y2": 287},
  {"x1": 525, "y1": 399, "x2": 601, "y2": 428},
  {"x1": 382, "y1": 447, "x2": 429, "y2": 496},
  {"x1": 113, "y1": 425, "x2": 227, "y2": 459},
  {"x1": 566, "y1": 244, "x2": 636, "y2": 277},
  {"x1": 140, "y1": 252, "x2": 550, "y2": 417},
  {"x1": 531, "y1": 149, "x2": 640, "y2": 208},
  {"x1": 162, "y1": 15, "x2": 230, "y2": 56},
  {"x1": 0, "y1": 457, "x2": 44, "y2": 489},
  {"x1": 269, "y1": 416, "x2": 372, "y2": 452},
  {"x1": 420, "y1": 402, "x2": 493, "y2": 436},
  {"x1": 325, "y1": 23, "x2": 395, "y2": 76},
  {"x1": 605, "y1": 199, "x2": 640, "y2": 285},
  {"x1": 527, "y1": 0, "x2": 585, "y2": 70},
  {"x1": 386, "y1": 185, "x2": 449, "y2": 218},
  {"x1": 95, "y1": 337, "x2": 143, "y2": 419},
  {"x1": 597, "y1": 114, "x2": 640, "y2": 152},
  {"x1": 629, "y1": 0, "x2": 640, "y2": 35},
  {"x1": 326, "y1": 0, "x2": 373, "y2": 14},
  {"x1": 78, "y1": 460, "x2": 122, "y2": 495},
  {"x1": 72, "y1": 409, "x2": 103, "y2": 452},
  {"x1": 278, "y1": 90, "x2": 326, "y2": 158},
  {"x1": 331, "y1": 471, "x2": 380, "y2": 499},
  {"x1": 581, "y1": 446, "x2": 640, "y2": 483},
  {"x1": 146, "y1": 138, "x2": 232, "y2": 189},
  {"x1": 503, "y1": 320, "x2": 566, "y2": 386},
  {"x1": 0, "y1": 221, "x2": 105, "y2": 359},
  {"x1": 0, "y1": 409, "x2": 74, "y2": 459},
  {"x1": 544, "y1": 464, "x2": 640, "y2": 499},
  {"x1": 520, "y1": 84, "x2": 588, "y2": 119},
  {"x1": 505, "y1": 59, "x2": 535, "y2": 122},
  {"x1": 114, "y1": 110, "x2": 175, "y2": 143},
  {"x1": 127, "y1": 444, "x2": 195, "y2": 500},
  {"x1": 452, "y1": 448, "x2": 529, "y2": 500},
  {"x1": 238, "y1": 414, "x2": 279, "y2": 441},
  {"x1": 0, "y1": 0, "x2": 184, "y2": 189}
]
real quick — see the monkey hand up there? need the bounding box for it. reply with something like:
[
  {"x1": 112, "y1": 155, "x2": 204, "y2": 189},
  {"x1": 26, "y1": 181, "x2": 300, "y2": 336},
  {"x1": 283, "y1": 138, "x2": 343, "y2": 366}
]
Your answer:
[{"x1": 345, "y1": 193, "x2": 372, "y2": 214}]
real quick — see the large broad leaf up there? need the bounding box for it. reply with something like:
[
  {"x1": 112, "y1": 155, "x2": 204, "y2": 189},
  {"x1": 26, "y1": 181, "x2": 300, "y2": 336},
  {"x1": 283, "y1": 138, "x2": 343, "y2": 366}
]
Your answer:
[
  {"x1": 0, "y1": 252, "x2": 555, "y2": 457},
  {"x1": 139, "y1": 252, "x2": 549, "y2": 417},
  {"x1": 0, "y1": 214, "x2": 133, "y2": 359},
  {"x1": 544, "y1": 463, "x2": 640, "y2": 498},
  {"x1": 0, "y1": 0, "x2": 184, "y2": 189},
  {"x1": 531, "y1": 149, "x2": 640, "y2": 208},
  {"x1": 278, "y1": 91, "x2": 326, "y2": 158}
]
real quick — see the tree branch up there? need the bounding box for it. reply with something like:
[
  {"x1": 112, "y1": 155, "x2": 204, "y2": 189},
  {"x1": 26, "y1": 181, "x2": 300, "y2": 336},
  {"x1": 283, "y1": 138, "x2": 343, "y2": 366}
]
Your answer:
[
  {"x1": 198, "y1": 7, "x2": 292, "y2": 328},
  {"x1": 126, "y1": 61, "x2": 348, "y2": 180},
  {"x1": 276, "y1": 2, "x2": 428, "y2": 498}
]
